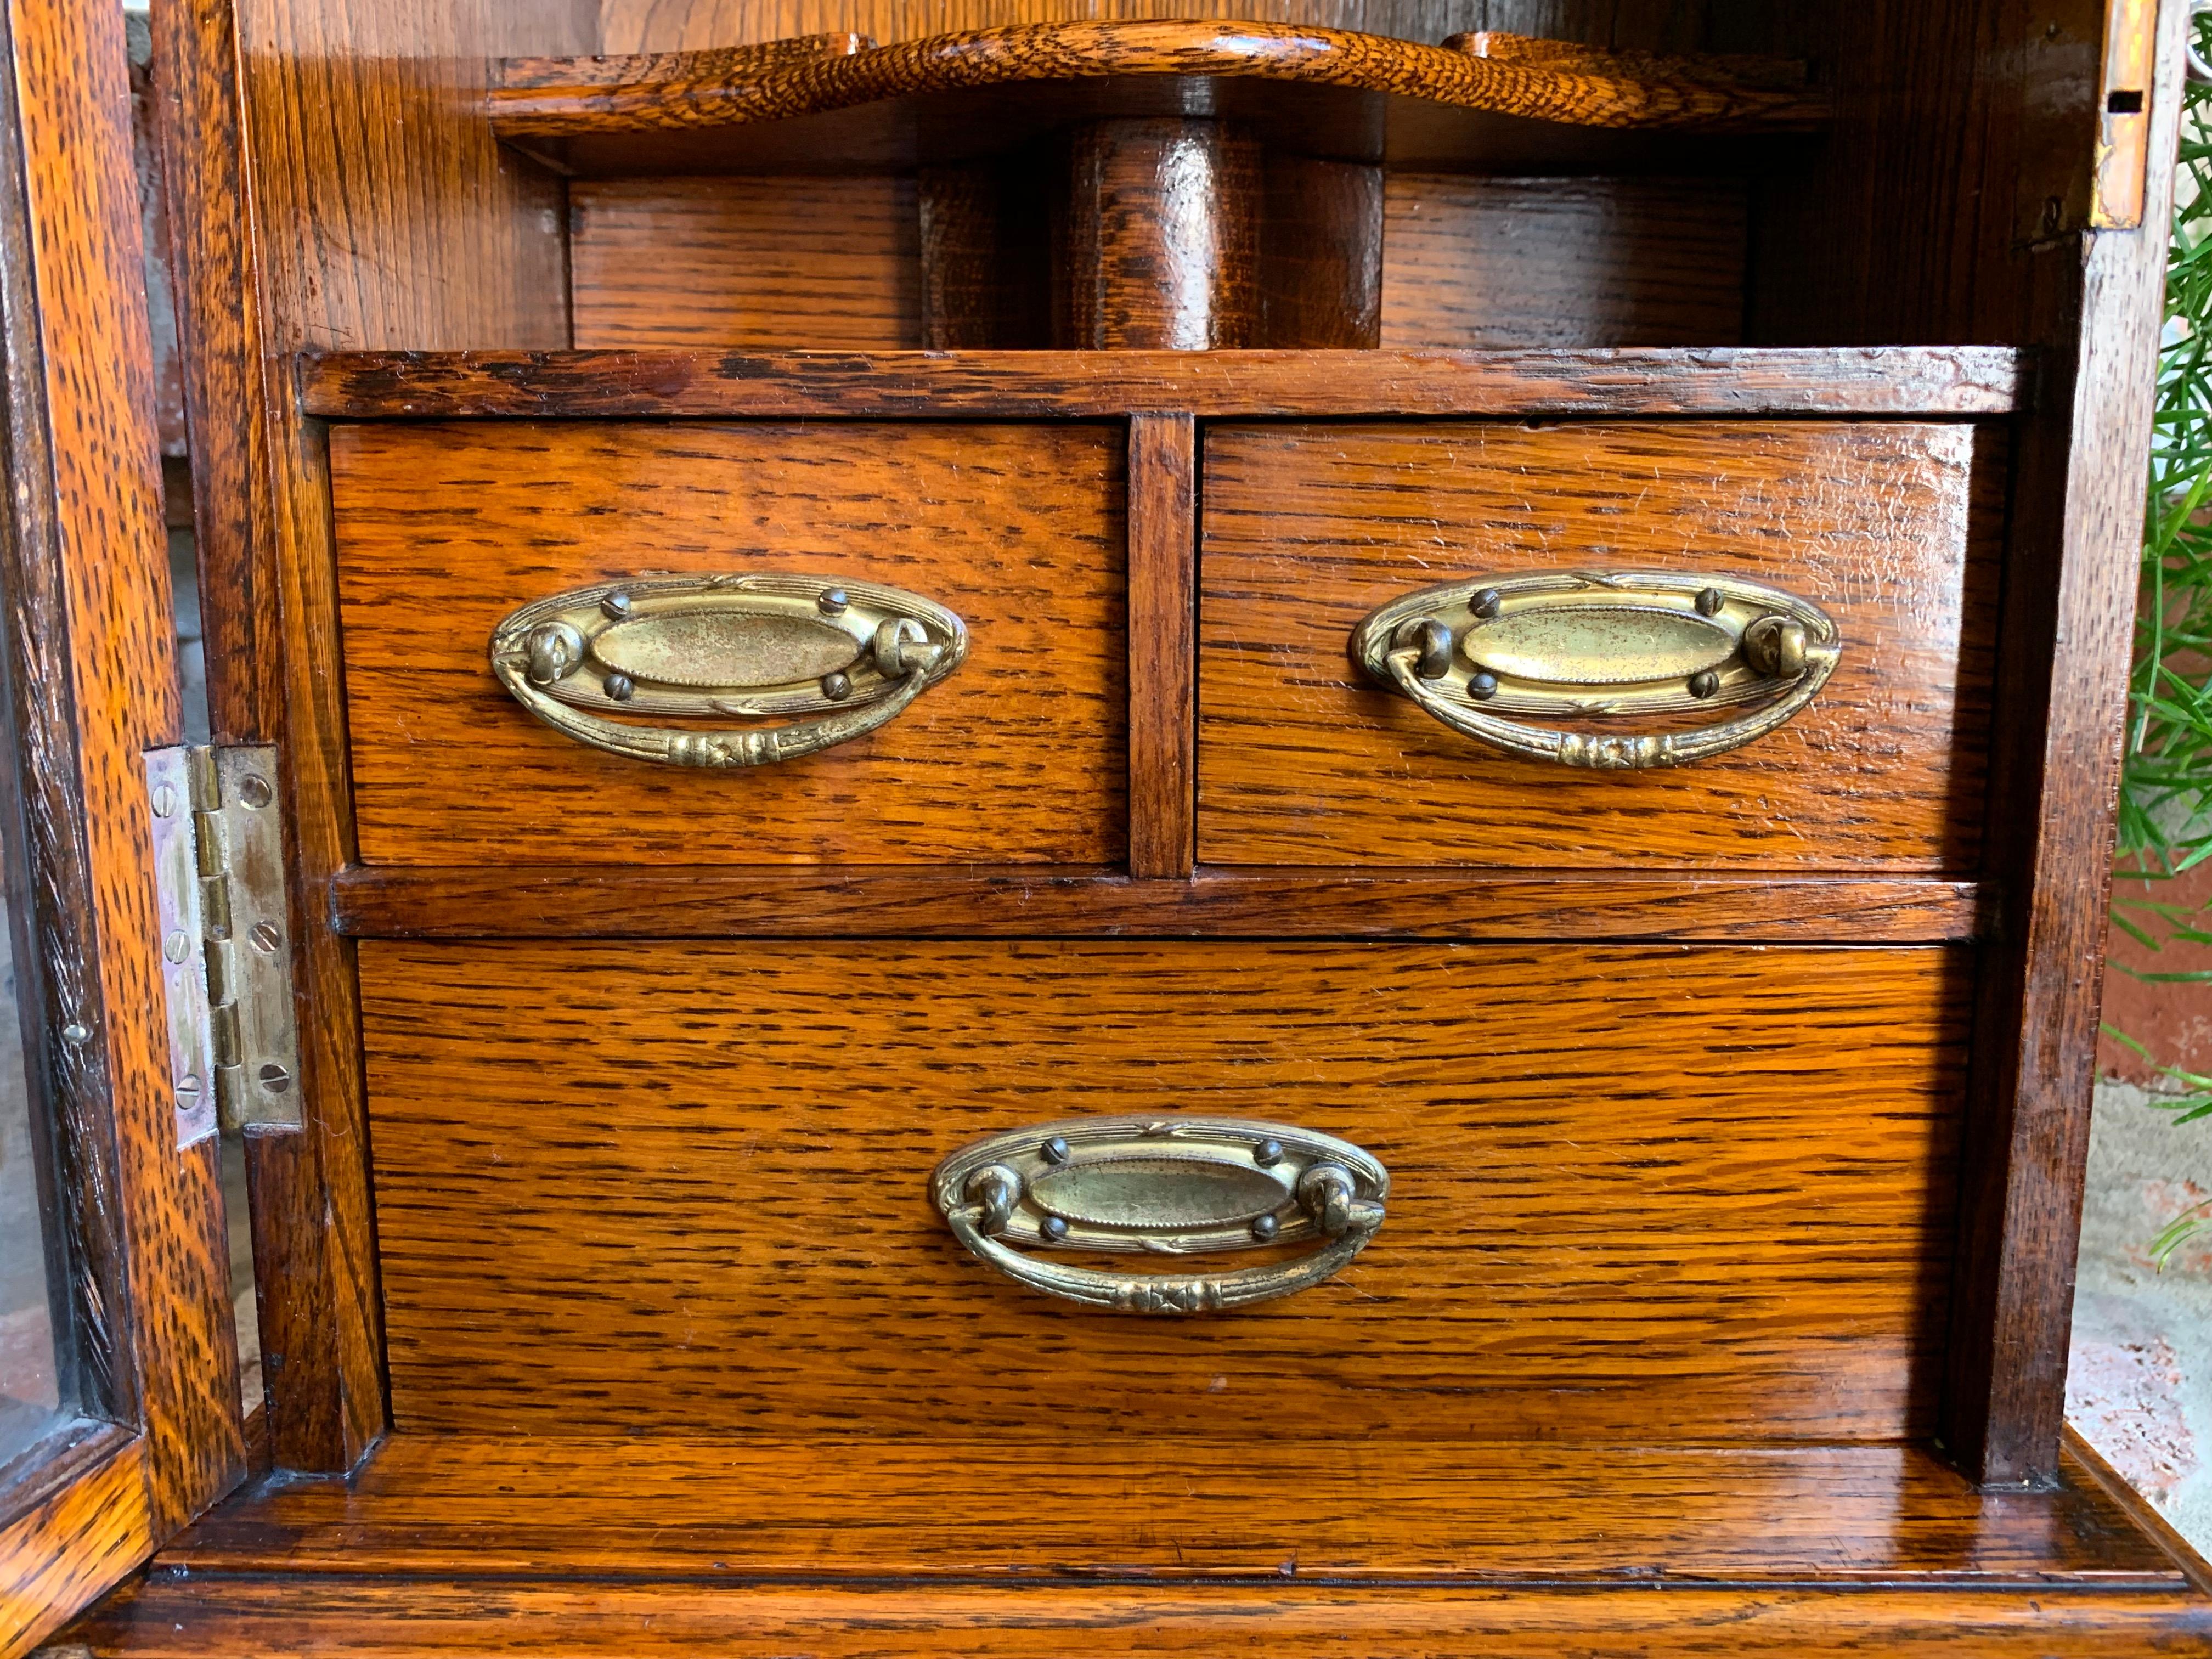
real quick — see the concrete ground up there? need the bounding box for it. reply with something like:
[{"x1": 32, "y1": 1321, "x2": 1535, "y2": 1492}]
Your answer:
[{"x1": 2069, "y1": 1079, "x2": 2212, "y2": 1553}]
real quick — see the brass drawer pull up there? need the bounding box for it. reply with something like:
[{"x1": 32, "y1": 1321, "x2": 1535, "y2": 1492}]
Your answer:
[
  {"x1": 489, "y1": 574, "x2": 967, "y2": 768},
  {"x1": 931, "y1": 1116, "x2": 1387, "y2": 1314},
  {"x1": 1352, "y1": 571, "x2": 1840, "y2": 770}
]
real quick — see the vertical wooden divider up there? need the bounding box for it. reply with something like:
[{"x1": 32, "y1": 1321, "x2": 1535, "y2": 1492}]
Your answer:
[{"x1": 1126, "y1": 412, "x2": 1198, "y2": 879}]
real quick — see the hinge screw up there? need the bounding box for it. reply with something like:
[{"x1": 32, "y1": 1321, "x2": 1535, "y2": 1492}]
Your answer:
[
  {"x1": 151, "y1": 784, "x2": 179, "y2": 819},
  {"x1": 237, "y1": 773, "x2": 274, "y2": 809},
  {"x1": 249, "y1": 921, "x2": 283, "y2": 955},
  {"x1": 257, "y1": 1063, "x2": 293, "y2": 1094},
  {"x1": 163, "y1": 929, "x2": 193, "y2": 964}
]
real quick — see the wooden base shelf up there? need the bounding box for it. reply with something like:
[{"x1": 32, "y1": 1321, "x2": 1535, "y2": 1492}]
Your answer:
[{"x1": 60, "y1": 1434, "x2": 2212, "y2": 1655}]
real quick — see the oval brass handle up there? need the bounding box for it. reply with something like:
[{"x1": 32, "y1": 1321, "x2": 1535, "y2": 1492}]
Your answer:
[
  {"x1": 930, "y1": 1116, "x2": 1387, "y2": 1315},
  {"x1": 1352, "y1": 571, "x2": 1841, "y2": 770},
  {"x1": 489, "y1": 574, "x2": 967, "y2": 768}
]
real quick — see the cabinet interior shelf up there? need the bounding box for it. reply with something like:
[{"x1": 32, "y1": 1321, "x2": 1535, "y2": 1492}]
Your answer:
[
  {"x1": 491, "y1": 20, "x2": 1830, "y2": 177},
  {"x1": 297, "y1": 346, "x2": 2028, "y2": 421}
]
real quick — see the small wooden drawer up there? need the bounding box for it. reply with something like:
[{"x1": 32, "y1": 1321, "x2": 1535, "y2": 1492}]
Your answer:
[
  {"x1": 329, "y1": 422, "x2": 1127, "y2": 866},
  {"x1": 363, "y1": 939, "x2": 1967, "y2": 1442},
  {"x1": 1199, "y1": 422, "x2": 2002, "y2": 869}
]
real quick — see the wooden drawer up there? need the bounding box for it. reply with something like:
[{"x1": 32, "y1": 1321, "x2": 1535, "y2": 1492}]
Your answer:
[
  {"x1": 364, "y1": 940, "x2": 1968, "y2": 1441},
  {"x1": 329, "y1": 422, "x2": 1126, "y2": 866},
  {"x1": 1199, "y1": 422, "x2": 2001, "y2": 868}
]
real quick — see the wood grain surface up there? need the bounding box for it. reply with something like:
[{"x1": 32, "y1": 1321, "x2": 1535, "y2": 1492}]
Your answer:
[
  {"x1": 327, "y1": 421, "x2": 1126, "y2": 865},
  {"x1": 1125, "y1": 413, "x2": 1194, "y2": 876},
  {"x1": 1200, "y1": 421, "x2": 2002, "y2": 869},
  {"x1": 1936, "y1": 0, "x2": 2194, "y2": 1487},
  {"x1": 0, "y1": 1436, "x2": 148, "y2": 1659},
  {"x1": 919, "y1": 155, "x2": 1053, "y2": 348},
  {"x1": 569, "y1": 176, "x2": 922, "y2": 348},
  {"x1": 1260, "y1": 155, "x2": 1382, "y2": 347},
  {"x1": 488, "y1": 21, "x2": 1830, "y2": 139},
  {"x1": 590, "y1": 0, "x2": 1793, "y2": 58},
  {"x1": 361, "y1": 940, "x2": 1968, "y2": 1440},
  {"x1": 0, "y1": 0, "x2": 244, "y2": 1554},
  {"x1": 1058, "y1": 119, "x2": 1261, "y2": 349},
  {"x1": 296, "y1": 346, "x2": 2033, "y2": 421},
  {"x1": 1381, "y1": 173, "x2": 1747, "y2": 348},
  {"x1": 150, "y1": 1434, "x2": 2187, "y2": 1582},
  {"x1": 58, "y1": 1574, "x2": 2212, "y2": 1657},
  {"x1": 327, "y1": 866, "x2": 1995, "y2": 941},
  {"x1": 170, "y1": 0, "x2": 604, "y2": 1472}
]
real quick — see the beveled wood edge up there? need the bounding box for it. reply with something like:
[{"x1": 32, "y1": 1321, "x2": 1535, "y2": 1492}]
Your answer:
[
  {"x1": 295, "y1": 347, "x2": 2032, "y2": 421},
  {"x1": 488, "y1": 21, "x2": 1829, "y2": 142},
  {"x1": 326, "y1": 867, "x2": 1990, "y2": 942},
  {"x1": 2062, "y1": 1426, "x2": 2212, "y2": 1596}
]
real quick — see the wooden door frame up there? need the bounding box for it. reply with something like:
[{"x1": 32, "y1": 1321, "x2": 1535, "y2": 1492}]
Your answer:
[{"x1": 0, "y1": 0, "x2": 245, "y2": 1650}]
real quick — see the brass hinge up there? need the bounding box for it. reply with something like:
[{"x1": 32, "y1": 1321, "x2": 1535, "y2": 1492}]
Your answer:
[
  {"x1": 144, "y1": 744, "x2": 301, "y2": 1147},
  {"x1": 2091, "y1": 0, "x2": 2159, "y2": 229}
]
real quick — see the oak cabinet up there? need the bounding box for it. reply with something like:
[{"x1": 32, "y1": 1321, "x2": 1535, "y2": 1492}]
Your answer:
[{"x1": 11, "y1": 0, "x2": 2210, "y2": 1654}]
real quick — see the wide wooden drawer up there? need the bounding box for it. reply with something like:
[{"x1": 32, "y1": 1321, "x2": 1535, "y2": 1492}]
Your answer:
[
  {"x1": 1199, "y1": 421, "x2": 2001, "y2": 869},
  {"x1": 363, "y1": 940, "x2": 1968, "y2": 1441},
  {"x1": 328, "y1": 422, "x2": 1127, "y2": 865}
]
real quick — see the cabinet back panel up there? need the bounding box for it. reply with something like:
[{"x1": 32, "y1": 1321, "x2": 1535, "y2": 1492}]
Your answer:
[
  {"x1": 570, "y1": 177, "x2": 924, "y2": 348},
  {"x1": 1380, "y1": 174, "x2": 1747, "y2": 348},
  {"x1": 365, "y1": 940, "x2": 1968, "y2": 1440}
]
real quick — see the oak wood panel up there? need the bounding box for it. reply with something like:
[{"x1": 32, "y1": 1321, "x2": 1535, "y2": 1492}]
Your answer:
[
  {"x1": 239, "y1": 1130, "x2": 342, "y2": 1471},
  {"x1": 296, "y1": 346, "x2": 2033, "y2": 419},
  {"x1": 171, "y1": 0, "x2": 602, "y2": 1474},
  {"x1": 0, "y1": 0, "x2": 244, "y2": 1534},
  {"x1": 1199, "y1": 421, "x2": 2001, "y2": 870},
  {"x1": 328, "y1": 866, "x2": 1995, "y2": 941},
  {"x1": 329, "y1": 421, "x2": 1126, "y2": 866},
  {"x1": 1125, "y1": 414, "x2": 1195, "y2": 877},
  {"x1": 1936, "y1": 0, "x2": 2192, "y2": 1485},
  {"x1": 0, "y1": 1436, "x2": 148, "y2": 1659},
  {"x1": 149, "y1": 0, "x2": 280, "y2": 742},
  {"x1": 592, "y1": 0, "x2": 1767, "y2": 57},
  {"x1": 918, "y1": 156, "x2": 1052, "y2": 348},
  {"x1": 1260, "y1": 155, "x2": 1383, "y2": 347},
  {"x1": 150, "y1": 1435, "x2": 2187, "y2": 1583},
  {"x1": 1381, "y1": 173, "x2": 1746, "y2": 347},
  {"x1": 362, "y1": 940, "x2": 1968, "y2": 1440},
  {"x1": 60, "y1": 1575, "x2": 2212, "y2": 1659},
  {"x1": 489, "y1": 21, "x2": 1829, "y2": 140},
  {"x1": 568, "y1": 176, "x2": 923, "y2": 349}
]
